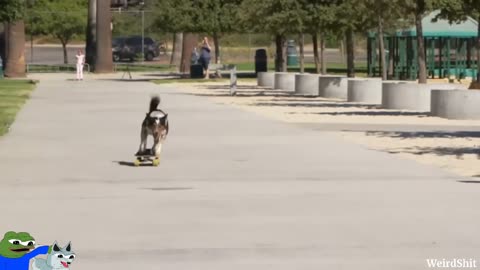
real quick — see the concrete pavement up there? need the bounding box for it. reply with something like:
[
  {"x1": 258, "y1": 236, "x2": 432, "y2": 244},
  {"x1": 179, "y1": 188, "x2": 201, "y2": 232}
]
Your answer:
[{"x1": 0, "y1": 73, "x2": 478, "y2": 269}]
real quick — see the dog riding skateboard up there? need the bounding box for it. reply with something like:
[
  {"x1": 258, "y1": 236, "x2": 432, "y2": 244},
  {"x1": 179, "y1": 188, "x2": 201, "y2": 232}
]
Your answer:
[{"x1": 134, "y1": 149, "x2": 160, "y2": 167}]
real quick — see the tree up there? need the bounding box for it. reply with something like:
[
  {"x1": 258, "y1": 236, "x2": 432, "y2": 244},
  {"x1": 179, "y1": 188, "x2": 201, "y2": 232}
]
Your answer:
[
  {"x1": 402, "y1": 0, "x2": 434, "y2": 83},
  {"x1": 301, "y1": 0, "x2": 337, "y2": 74},
  {"x1": 152, "y1": 0, "x2": 193, "y2": 72},
  {"x1": 437, "y1": 0, "x2": 480, "y2": 83},
  {"x1": 1, "y1": 0, "x2": 27, "y2": 77},
  {"x1": 239, "y1": 0, "x2": 304, "y2": 72},
  {"x1": 334, "y1": 0, "x2": 372, "y2": 78},
  {"x1": 30, "y1": 0, "x2": 87, "y2": 64},
  {"x1": 170, "y1": 32, "x2": 183, "y2": 68},
  {"x1": 191, "y1": 0, "x2": 242, "y2": 64},
  {"x1": 357, "y1": 0, "x2": 403, "y2": 80},
  {"x1": 95, "y1": 0, "x2": 113, "y2": 73},
  {"x1": 85, "y1": 0, "x2": 96, "y2": 68}
]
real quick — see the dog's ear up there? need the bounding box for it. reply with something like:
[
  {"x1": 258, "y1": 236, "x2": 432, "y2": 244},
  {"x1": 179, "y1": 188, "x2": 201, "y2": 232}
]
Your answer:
[
  {"x1": 64, "y1": 242, "x2": 72, "y2": 252},
  {"x1": 52, "y1": 241, "x2": 61, "y2": 252}
]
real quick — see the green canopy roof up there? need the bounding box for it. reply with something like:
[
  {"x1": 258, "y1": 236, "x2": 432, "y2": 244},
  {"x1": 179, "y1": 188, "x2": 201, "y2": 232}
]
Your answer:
[{"x1": 396, "y1": 10, "x2": 478, "y2": 37}]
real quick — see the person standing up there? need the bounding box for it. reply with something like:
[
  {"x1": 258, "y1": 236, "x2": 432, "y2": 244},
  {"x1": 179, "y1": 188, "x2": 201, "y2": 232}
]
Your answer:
[
  {"x1": 198, "y1": 37, "x2": 211, "y2": 79},
  {"x1": 75, "y1": 49, "x2": 85, "y2": 81}
]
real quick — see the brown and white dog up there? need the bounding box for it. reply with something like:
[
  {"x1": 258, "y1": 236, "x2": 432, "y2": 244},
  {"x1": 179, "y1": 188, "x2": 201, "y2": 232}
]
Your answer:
[{"x1": 136, "y1": 96, "x2": 169, "y2": 159}]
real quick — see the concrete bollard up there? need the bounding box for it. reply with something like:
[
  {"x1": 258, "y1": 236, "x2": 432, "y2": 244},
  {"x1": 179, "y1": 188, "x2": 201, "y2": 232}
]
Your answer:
[
  {"x1": 347, "y1": 78, "x2": 383, "y2": 104},
  {"x1": 382, "y1": 82, "x2": 466, "y2": 112},
  {"x1": 274, "y1": 72, "x2": 296, "y2": 91},
  {"x1": 431, "y1": 90, "x2": 480, "y2": 119},
  {"x1": 257, "y1": 72, "x2": 275, "y2": 88},
  {"x1": 318, "y1": 75, "x2": 349, "y2": 99},
  {"x1": 295, "y1": 73, "x2": 321, "y2": 96}
]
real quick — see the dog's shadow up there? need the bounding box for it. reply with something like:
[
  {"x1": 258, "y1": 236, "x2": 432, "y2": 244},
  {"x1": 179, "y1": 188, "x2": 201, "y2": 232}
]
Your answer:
[{"x1": 114, "y1": 161, "x2": 153, "y2": 167}]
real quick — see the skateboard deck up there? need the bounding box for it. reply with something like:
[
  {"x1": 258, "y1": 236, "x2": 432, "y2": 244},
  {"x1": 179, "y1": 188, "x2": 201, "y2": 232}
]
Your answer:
[{"x1": 134, "y1": 149, "x2": 160, "y2": 167}]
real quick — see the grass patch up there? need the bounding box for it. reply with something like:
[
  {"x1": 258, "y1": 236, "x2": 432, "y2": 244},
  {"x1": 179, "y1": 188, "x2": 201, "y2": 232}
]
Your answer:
[
  {"x1": 113, "y1": 64, "x2": 175, "y2": 72},
  {"x1": 0, "y1": 80, "x2": 36, "y2": 136},
  {"x1": 153, "y1": 77, "x2": 257, "y2": 85},
  {"x1": 27, "y1": 64, "x2": 175, "y2": 73}
]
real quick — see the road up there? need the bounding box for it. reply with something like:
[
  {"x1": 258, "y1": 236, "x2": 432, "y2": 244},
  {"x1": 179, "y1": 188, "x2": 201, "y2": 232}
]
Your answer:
[
  {"x1": 24, "y1": 44, "x2": 366, "y2": 65},
  {"x1": 0, "y1": 73, "x2": 476, "y2": 270}
]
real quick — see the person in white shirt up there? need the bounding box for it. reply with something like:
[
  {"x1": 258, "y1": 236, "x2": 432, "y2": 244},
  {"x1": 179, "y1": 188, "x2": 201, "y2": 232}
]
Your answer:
[{"x1": 75, "y1": 49, "x2": 85, "y2": 81}]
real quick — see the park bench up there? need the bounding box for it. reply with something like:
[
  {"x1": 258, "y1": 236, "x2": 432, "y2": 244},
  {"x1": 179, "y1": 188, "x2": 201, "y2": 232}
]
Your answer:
[{"x1": 208, "y1": 63, "x2": 236, "y2": 78}]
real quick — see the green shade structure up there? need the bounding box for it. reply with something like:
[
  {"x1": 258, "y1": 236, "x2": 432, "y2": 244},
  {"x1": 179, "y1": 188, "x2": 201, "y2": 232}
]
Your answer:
[{"x1": 368, "y1": 10, "x2": 479, "y2": 80}]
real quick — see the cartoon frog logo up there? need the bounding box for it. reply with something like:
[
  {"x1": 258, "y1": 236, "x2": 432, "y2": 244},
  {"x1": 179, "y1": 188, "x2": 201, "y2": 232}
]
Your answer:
[{"x1": 0, "y1": 231, "x2": 50, "y2": 270}]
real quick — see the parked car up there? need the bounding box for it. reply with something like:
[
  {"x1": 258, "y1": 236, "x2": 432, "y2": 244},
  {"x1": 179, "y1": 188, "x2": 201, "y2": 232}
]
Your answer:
[{"x1": 112, "y1": 36, "x2": 162, "y2": 62}]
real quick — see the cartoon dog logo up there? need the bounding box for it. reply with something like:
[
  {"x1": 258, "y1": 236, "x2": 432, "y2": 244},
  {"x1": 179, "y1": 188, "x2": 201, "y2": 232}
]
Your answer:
[{"x1": 32, "y1": 241, "x2": 75, "y2": 270}]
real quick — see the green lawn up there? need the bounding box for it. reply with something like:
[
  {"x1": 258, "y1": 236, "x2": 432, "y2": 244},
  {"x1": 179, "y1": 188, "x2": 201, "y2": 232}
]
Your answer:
[
  {"x1": 232, "y1": 61, "x2": 368, "y2": 75},
  {"x1": 0, "y1": 80, "x2": 36, "y2": 136},
  {"x1": 153, "y1": 77, "x2": 257, "y2": 84}
]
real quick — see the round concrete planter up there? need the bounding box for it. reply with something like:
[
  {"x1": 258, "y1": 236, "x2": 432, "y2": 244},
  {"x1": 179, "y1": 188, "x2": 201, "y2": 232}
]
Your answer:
[
  {"x1": 347, "y1": 78, "x2": 383, "y2": 104},
  {"x1": 381, "y1": 82, "x2": 465, "y2": 112},
  {"x1": 274, "y1": 72, "x2": 297, "y2": 91},
  {"x1": 318, "y1": 75, "x2": 349, "y2": 99},
  {"x1": 431, "y1": 90, "x2": 480, "y2": 119},
  {"x1": 257, "y1": 72, "x2": 275, "y2": 88},
  {"x1": 295, "y1": 73, "x2": 321, "y2": 96}
]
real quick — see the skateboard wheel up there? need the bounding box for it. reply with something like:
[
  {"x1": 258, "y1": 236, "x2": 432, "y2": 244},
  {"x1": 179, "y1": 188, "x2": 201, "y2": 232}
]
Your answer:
[
  {"x1": 133, "y1": 159, "x2": 141, "y2": 167},
  {"x1": 152, "y1": 159, "x2": 160, "y2": 167}
]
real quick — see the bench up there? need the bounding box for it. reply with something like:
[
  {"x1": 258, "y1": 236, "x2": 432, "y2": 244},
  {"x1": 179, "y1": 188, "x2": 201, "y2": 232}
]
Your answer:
[{"x1": 208, "y1": 63, "x2": 236, "y2": 78}]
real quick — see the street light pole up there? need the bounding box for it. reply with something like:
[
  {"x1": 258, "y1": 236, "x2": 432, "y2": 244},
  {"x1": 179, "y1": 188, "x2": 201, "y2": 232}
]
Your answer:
[{"x1": 141, "y1": 1, "x2": 145, "y2": 63}]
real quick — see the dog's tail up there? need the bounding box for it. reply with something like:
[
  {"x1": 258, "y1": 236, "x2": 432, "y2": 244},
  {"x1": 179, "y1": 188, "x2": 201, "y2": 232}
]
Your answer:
[{"x1": 149, "y1": 96, "x2": 161, "y2": 113}]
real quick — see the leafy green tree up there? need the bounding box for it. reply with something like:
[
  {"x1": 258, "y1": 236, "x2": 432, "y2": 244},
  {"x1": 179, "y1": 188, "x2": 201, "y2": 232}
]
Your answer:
[
  {"x1": 30, "y1": 0, "x2": 87, "y2": 64},
  {"x1": 358, "y1": 0, "x2": 403, "y2": 80},
  {"x1": 301, "y1": 0, "x2": 338, "y2": 74},
  {"x1": 332, "y1": 0, "x2": 375, "y2": 77},
  {"x1": 436, "y1": 0, "x2": 480, "y2": 82},
  {"x1": 239, "y1": 0, "x2": 304, "y2": 72},
  {"x1": 402, "y1": 0, "x2": 434, "y2": 83}
]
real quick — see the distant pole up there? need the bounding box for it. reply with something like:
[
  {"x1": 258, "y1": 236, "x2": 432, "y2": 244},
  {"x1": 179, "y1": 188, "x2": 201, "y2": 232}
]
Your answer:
[
  {"x1": 142, "y1": 10, "x2": 144, "y2": 62},
  {"x1": 141, "y1": 1, "x2": 145, "y2": 63}
]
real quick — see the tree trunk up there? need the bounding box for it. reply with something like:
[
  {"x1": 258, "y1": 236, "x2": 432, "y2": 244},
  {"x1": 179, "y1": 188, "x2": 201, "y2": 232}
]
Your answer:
[
  {"x1": 213, "y1": 32, "x2": 220, "y2": 64},
  {"x1": 312, "y1": 33, "x2": 320, "y2": 74},
  {"x1": 477, "y1": 16, "x2": 480, "y2": 83},
  {"x1": 415, "y1": 9, "x2": 427, "y2": 83},
  {"x1": 346, "y1": 28, "x2": 355, "y2": 78},
  {"x1": 4, "y1": 21, "x2": 26, "y2": 78},
  {"x1": 320, "y1": 34, "x2": 326, "y2": 74},
  {"x1": 171, "y1": 33, "x2": 183, "y2": 69},
  {"x1": 2, "y1": 23, "x2": 8, "y2": 68},
  {"x1": 86, "y1": 0, "x2": 96, "y2": 68},
  {"x1": 180, "y1": 33, "x2": 198, "y2": 74},
  {"x1": 282, "y1": 38, "x2": 287, "y2": 72},
  {"x1": 62, "y1": 41, "x2": 68, "y2": 64},
  {"x1": 299, "y1": 33, "x2": 305, "y2": 73},
  {"x1": 378, "y1": 16, "x2": 387, "y2": 80},
  {"x1": 275, "y1": 34, "x2": 285, "y2": 72},
  {"x1": 95, "y1": 0, "x2": 113, "y2": 73}
]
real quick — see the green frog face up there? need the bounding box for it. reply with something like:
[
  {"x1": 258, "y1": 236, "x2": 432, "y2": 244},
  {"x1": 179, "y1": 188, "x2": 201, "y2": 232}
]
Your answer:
[{"x1": 0, "y1": 231, "x2": 36, "y2": 258}]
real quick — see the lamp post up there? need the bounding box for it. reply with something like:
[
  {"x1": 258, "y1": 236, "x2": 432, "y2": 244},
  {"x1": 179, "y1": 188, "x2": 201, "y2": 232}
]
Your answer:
[{"x1": 140, "y1": 1, "x2": 145, "y2": 63}]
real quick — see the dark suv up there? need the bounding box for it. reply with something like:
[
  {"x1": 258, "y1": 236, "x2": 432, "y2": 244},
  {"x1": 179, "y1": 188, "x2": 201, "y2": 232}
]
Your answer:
[{"x1": 112, "y1": 36, "x2": 161, "y2": 62}]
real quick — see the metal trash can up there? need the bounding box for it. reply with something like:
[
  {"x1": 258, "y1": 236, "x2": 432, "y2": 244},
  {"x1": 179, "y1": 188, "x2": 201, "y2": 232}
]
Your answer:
[
  {"x1": 287, "y1": 40, "x2": 298, "y2": 67},
  {"x1": 190, "y1": 48, "x2": 203, "y2": 78},
  {"x1": 254, "y1": 49, "x2": 267, "y2": 74},
  {"x1": 190, "y1": 64, "x2": 204, "y2": 78}
]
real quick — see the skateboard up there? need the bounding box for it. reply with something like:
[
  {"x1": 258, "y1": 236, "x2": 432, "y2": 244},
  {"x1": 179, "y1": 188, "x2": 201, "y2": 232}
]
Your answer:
[{"x1": 134, "y1": 149, "x2": 160, "y2": 167}]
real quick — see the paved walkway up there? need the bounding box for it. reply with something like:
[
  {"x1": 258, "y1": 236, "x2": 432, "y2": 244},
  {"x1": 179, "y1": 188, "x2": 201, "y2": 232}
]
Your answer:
[{"x1": 0, "y1": 74, "x2": 478, "y2": 270}]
